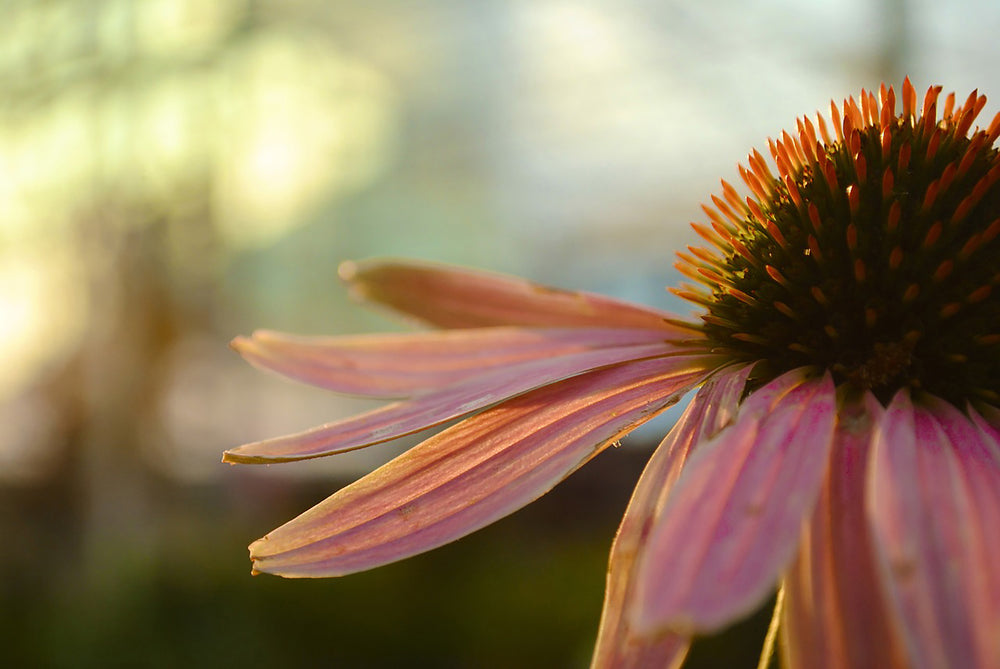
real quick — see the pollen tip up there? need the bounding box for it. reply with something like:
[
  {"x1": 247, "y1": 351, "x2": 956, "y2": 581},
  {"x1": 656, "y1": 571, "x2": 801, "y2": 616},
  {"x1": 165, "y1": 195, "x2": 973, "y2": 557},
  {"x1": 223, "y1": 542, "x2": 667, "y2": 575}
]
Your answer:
[
  {"x1": 941, "y1": 302, "x2": 962, "y2": 318},
  {"x1": 663, "y1": 317, "x2": 706, "y2": 334},
  {"x1": 847, "y1": 185, "x2": 861, "y2": 215},
  {"x1": 902, "y1": 77, "x2": 917, "y2": 120},
  {"x1": 726, "y1": 287, "x2": 758, "y2": 306},
  {"x1": 773, "y1": 300, "x2": 796, "y2": 319},
  {"x1": 889, "y1": 246, "x2": 904, "y2": 270},
  {"x1": 807, "y1": 234, "x2": 822, "y2": 261},
  {"x1": 810, "y1": 285, "x2": 830, "y2": 306},
  {"x1": 968, "y1": 285, "x2": 992, "y2": 303},
  {"x1": 931, "y1": 260, "x2": 953, "y2": 282},
  {"x1": 977, "y1": 389, "x2": 1000, "y2": 402},
  {"x1": 853, "y1": 151, "x2": 867, "y2": 182},
  {"x1": 922, "y1": 221, "x2": 943, "y2": 249},
  {"x1": 765, "y1": 265, "x2": 790, "y2": 288},
  {"x1": 671, "y1": 287, "x2": 714, "y2": 308},
  {"x1": 898, "y1": 142, "x2": 912, "y2": 172},
  {"x1": 731, "y1": 332, "x2": 769, "y2": 345},
  {"x1": 887, "y1": 201, "x2": 903, "y2": 232},
  {"x1": 853, "y1": 259, "x2": 866, "y2": 282},
  {"x1": 880, "y1": 126, "x2": 893, "y2": 158},
  {"x1": 846, "y1": 223, "x2": 859, "y2": 251}
]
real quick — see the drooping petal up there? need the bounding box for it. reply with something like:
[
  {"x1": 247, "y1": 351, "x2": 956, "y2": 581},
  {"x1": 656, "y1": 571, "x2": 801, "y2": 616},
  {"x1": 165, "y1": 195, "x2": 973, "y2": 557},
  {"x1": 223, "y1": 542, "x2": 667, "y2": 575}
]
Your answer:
[
  {"x1": 868, "y1": 392, "x2": 1000, "y2": 669},
  {"x1": 232, "y1": 326, "x2": 683, "y2": 398},
  {"x1": 633, "y1": 368, "x2": 837, "y2": 635},
  {"x1": 248, "y1": 355, "x2": 715, "y2": 577},
  {"x1": 339, "y1": 258, "x2": 692, "y2": 332},
  {"x1": 781, "y1": 393, "x2": 909, "y2": 669},
  {"x1": 928, "y1": 400, "x2": 1000, "y2": 668},
  {"x1": 224, "y1": 345, "x2": 716, "y2": 464},
  {"x1": 967, "y1": 404, "x2": 1000, "y2": 665},
  {"x1": 591, "y1": 363, "x2": 753, "y2": 669}
]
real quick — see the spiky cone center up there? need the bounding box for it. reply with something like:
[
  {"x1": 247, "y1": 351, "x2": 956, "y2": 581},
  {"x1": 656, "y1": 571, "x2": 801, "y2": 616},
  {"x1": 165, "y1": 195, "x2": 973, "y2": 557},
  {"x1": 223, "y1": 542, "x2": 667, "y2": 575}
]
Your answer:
[{"x1": 679, "y1": 81, "x2": 1000, "y2": 405}]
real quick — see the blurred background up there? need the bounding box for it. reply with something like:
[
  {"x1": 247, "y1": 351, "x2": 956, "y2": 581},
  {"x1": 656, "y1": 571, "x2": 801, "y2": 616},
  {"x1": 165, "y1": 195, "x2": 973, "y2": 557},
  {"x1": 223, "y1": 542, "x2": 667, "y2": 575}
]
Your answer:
[{"x1": 2, "y1": 0, "x2": 997, "y2": 666}]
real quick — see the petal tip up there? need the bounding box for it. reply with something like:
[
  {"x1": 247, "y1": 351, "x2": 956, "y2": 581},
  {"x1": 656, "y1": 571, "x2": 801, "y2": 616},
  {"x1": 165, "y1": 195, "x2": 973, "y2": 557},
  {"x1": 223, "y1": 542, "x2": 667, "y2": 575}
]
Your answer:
[
  {"x1": 248, "y1": 554, "x2": 270, "y2": 577},
  {"x1": 249, "y1": 329, "x2": 281, "y2": 343},
  {"x1": 230, "y1": 335, "x2": 251, "y2": 352},
  {"x1": 221, "y1": 448, "x2": 269, "y2": 465},
  {"x1": 337, "y1": 259, "x2": 359, "y2": 282},
  {"x1": 631, "y1": 608, "x2": 696, "y2": 640}
]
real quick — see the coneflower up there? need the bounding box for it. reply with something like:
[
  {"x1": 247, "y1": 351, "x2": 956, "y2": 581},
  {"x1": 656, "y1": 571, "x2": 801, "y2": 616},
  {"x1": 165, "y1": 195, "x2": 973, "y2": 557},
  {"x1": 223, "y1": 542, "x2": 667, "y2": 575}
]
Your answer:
[{"x1": 228, "y1": 79, "x2": 1000, "y2": 668}]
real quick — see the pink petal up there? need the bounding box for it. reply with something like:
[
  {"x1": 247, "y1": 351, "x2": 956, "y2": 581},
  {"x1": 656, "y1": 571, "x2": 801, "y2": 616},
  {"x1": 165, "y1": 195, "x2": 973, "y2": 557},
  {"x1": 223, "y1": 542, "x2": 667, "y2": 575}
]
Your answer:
[
  {"x1": 248, "y1": 355, "x2": 714, "y2": 577},
  {"x1": 340, "y1": 258, "x2": 692, "y2": 332},
  {"x1": 868, "y1": 392, "x2": 1000, "y2": 669},
  {"x1": 591, "y1": 363, "x2": 752, "y2": 669},
  {"x1": 233, "y1": 326, "x2": 683, "y2": 398},
  {"x1": 225, "y1": 345, "x2": 717, "y2": 464},
  {"x1": 967, "y1": 405, "x2": 1000, "y2": 664},
  {"x1": 969, "y1": 403, "x2": 1000, "y2": 459},
  {"x1": 633, "y1": 368, "x2": 837, "y2": 635},
  {"x1": 781, "y1": 393, "x2": 909, "y2": 669},
  {"x1": 591, "y1": 635, "x2": 688, "y2": 669}
]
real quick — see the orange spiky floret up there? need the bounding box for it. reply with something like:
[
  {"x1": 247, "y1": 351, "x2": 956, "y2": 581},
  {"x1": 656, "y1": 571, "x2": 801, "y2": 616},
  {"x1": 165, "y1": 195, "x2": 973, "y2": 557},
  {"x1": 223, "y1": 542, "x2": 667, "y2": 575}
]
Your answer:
[{"x1": 675, "y1": 80, "x2": 1000, "y2": 404}]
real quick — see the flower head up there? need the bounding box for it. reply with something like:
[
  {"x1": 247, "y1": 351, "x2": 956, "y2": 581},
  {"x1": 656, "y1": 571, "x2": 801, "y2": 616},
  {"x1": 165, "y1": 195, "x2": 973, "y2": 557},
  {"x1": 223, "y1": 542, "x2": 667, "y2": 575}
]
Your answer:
[{"x1": 228, "y1": 79, "x2": 1000, "y2": 668}]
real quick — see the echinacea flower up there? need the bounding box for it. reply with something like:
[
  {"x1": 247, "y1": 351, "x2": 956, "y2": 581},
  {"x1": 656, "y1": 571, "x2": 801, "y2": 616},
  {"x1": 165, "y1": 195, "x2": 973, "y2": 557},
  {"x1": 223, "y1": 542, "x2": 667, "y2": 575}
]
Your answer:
[{"x1": 228, "y1": 79, "x2": 1000, "y2": 668}]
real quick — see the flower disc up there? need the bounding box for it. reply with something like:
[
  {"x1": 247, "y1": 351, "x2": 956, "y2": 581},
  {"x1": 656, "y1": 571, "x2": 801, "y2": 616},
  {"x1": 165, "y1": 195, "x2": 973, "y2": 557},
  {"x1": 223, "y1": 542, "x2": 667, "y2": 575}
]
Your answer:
[{"x1": 681, "y1": 81, "x2": 1000, "y2": 405}]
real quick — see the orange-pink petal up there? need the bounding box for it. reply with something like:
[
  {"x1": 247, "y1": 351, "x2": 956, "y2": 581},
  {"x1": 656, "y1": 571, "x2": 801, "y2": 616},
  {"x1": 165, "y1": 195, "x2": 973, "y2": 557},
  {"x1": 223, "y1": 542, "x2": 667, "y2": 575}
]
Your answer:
[
  {"x1": 591, "y1": 363, "x2": 753, "y2": 669},
  {"x1": 782, "y1": 393, "x2": 909, "y2": 669},
  {"x1": 224, "y1": 345, "x2": 711, "y2": 464},
  {"x1": 340, "y1": 258, "x2": 691, "y2": 332},
  {"x1": 868, "y1": 392, "x2": 1000, "y2": 668},
  {"x1": 247, "y1": 355, "x2": 714, "y2": 577},
  {"x1": 633, "y1": 368, "x2": 837, "y2": 635},
  {"x1": 232, "y1": 326, "x2": 684, "y2": 398},
  {"x1": 969, "y1": 403, "x2": 1000, "y2": 458}
]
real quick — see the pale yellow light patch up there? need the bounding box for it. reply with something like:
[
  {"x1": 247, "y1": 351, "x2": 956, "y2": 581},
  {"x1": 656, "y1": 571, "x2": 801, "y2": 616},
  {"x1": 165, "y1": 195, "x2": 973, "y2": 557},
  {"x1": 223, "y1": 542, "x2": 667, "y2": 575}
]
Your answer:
[
  {"x1": 0, "y1": 244, "x2": 87, "y2": 400},
  {"x1": 0, "y1": 97, "x2": 97, "y2": 237},
  {"x1": 213, "y1": 33, "x2": 399, "y2": 249},
  {"x1": 135, "y1": 0, "x2": 243, "y2": 57},
  {"x1": 132, "y1": 72, "x2": 215, "y2": 187},
  {"x1": 0, "y1": 137, "x2": 33, "y2": 240},
  {"x1": 0, "y1": 238, "x2": 87, "y2": 482},
  {"x1": 531, "y1": 2, "x2": 631, "y2": 74}
]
